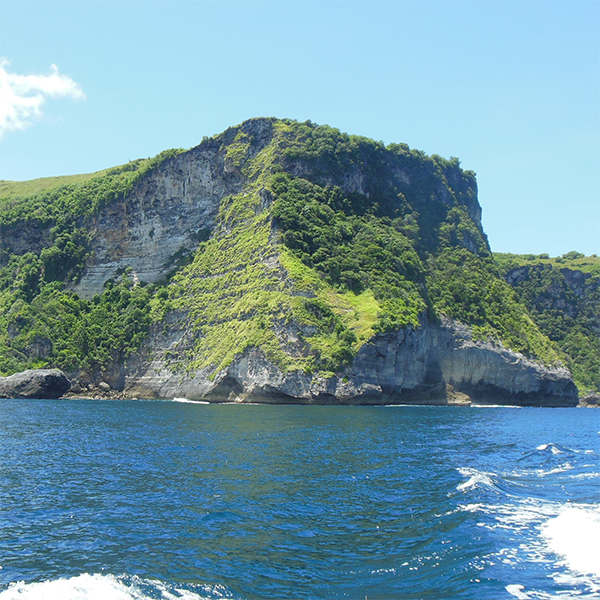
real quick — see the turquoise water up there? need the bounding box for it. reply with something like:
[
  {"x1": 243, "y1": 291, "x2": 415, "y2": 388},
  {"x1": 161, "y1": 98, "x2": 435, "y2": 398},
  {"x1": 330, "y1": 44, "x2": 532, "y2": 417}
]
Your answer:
[{"x1": 0, "y1": 400, "x2": 598, "y2": 599}]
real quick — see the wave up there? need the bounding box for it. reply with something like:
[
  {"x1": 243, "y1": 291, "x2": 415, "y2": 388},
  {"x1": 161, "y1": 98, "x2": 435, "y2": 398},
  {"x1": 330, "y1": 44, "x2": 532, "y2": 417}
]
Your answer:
[
  {"x1": 535, "y1": 442, "x2": 581, "y2": 455},
  {"x1": 455, "y1": 467, "x2": 527, "y2": 497},
  {"x1": 172, "y1": 398, "x2": 211, "y2": 404},
  {"x1": 456, "y1": 467, "x2": 497, "y2": 492},
  {"x1": 515, "y1": 443, "x2": 596, "y2": 473},
  {"x1": 455, "y1": 451, "x2": 600, "y2": 596},
  {"x1": 542, "y1": 506, "x2": 600, "y2": 577},
  {"x1": 462, "y1": 499, "x2": 600, "y2": 599},
  {"x1": 505, "y1": 584, "x2": 530, "y2": 599},
  {"x1": 0, "y1": 574, "x2": 234, "y2": 600}
]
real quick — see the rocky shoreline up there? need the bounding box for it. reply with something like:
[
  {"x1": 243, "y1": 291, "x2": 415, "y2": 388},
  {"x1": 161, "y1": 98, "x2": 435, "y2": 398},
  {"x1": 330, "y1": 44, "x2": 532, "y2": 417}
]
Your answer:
[
  {"x1": 116, "y1": 317, "x2": 580, "y2": 408},
  {"x1": 3, "y1": 359, "x2": 595, "y2": 407}
]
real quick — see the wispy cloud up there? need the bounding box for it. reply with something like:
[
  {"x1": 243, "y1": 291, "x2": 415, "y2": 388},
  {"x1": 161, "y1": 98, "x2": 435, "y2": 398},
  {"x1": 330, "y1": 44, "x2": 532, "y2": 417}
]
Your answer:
[{"x1": 0, "y1": 58, "x2": 85, "y2": 138}]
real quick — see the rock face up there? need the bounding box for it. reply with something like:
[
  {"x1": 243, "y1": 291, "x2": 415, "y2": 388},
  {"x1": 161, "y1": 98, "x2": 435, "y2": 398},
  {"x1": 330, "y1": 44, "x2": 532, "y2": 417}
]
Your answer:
[
  {"x1": 505, "y1": 265, "x2": 600, "y2": 330},
  {"x1": 0, "y1": 220, "x2": 52, "y2": 265},
  {"x1": 0, "y1": 369, "x2": 70, "y2": 399},
  {"x1": 72, "y1": 149, "x2": 232, "y2": 299},
  {"x1": 433, "y1": 320, "x2": 578, "y2": 406},
  {"x1": 125, "y1": 325, "x2": 443, "y2": 404},
  {"x1": 580, "y1": 393, "x2": 600, "y2": 407},
  {"x1": 72, "y1": 120, "x2": 276, "y2": 299},
  {"x1": 123, "y1": 317, "x2": 578, "y2": 406}
]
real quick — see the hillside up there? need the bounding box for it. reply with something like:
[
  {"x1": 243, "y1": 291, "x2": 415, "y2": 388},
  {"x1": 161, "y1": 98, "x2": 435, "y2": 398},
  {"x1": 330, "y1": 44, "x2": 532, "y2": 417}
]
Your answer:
[
  {"x1": 495, "y1": 253, "x2": 600, "y2": 394},
  {"x1": 0, "y1": 118, "x2": 591, "y2": 405}
]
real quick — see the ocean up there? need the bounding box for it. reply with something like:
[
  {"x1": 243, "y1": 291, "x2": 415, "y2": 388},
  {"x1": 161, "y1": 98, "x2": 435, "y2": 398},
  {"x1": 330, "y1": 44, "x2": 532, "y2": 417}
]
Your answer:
[{"x1": 0, "y1": 399, "x2": 598, "y2": 600}]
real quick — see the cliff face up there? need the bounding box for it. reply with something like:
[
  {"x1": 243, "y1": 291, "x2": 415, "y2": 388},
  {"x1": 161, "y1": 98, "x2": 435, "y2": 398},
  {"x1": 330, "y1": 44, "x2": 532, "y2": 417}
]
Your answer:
[
  {"x1": 432, "y1": 319, "x2": 577, "y2": 405},
  {"x1": 499, "y1": 262, "x2": 600, "y2": 395},
  {"x1": 121, "y1": 313, "x2": 577, "y2": 406},
  {"x1": 0, "y1": 118, "x2": 586, "y2": 405},
  {"x1": 0, "y1": 220, "x2": 52, "y2": 263},
  {"x1": 505, "y1": 265, "x2": 600, "y2": 330},
  {"x1": 72, "y1": 139, "x2": 252, "y2": 298}
]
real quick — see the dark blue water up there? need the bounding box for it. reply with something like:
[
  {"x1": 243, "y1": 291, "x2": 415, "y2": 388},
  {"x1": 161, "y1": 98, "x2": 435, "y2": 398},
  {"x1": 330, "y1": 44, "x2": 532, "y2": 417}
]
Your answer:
[{"x1": 0, "y1": 400, "x2": 598, "y2": 600}]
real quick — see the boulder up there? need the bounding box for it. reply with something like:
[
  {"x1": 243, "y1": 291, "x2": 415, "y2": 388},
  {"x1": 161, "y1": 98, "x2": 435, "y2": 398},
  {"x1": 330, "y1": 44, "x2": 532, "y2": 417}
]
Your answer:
[
  {"x1": 0, "y1": 369, "x2": 71, "y2": 399},
  {"x1": 580, "y1": 393, "x2": 600, "y2": 407}
]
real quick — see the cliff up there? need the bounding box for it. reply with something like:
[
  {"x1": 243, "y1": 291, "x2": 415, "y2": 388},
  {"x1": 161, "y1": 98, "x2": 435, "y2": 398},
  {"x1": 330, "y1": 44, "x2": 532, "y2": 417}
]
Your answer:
[
  {"x1": 495, "y1": 254, "x2": 600, "y2": 395},
  {"x1": 122, "y1": 315, "x2": 576, "y2": 406},
  {"x1": 0, "y1": 118, "x2": 588, "y2": 406}
]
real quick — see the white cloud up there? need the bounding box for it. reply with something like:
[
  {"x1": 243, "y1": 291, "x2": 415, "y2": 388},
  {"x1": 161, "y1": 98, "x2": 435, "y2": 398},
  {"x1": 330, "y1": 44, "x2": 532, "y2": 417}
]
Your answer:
[{"x1": 0, "y1": 58, "x2": 85, "y2": 138}]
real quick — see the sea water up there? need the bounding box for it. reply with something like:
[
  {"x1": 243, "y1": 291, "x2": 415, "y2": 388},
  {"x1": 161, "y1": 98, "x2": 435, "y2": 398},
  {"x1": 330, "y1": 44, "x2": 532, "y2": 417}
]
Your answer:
[{"x1": 0, "y1": 399, "x2": 598, "y2": 599}]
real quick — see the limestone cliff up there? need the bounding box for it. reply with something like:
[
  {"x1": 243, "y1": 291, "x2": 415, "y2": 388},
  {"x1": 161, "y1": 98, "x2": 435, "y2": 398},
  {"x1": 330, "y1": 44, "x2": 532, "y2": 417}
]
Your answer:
[
  {"x1": 122, "y1": 314, "x2": 577, "y2": 406},
  {"x1": 0, "y1": 118, "x2": 586, "y2": 405},
  {"x1": 72, "y1": 122, "x2": 274, "y2": 298}
]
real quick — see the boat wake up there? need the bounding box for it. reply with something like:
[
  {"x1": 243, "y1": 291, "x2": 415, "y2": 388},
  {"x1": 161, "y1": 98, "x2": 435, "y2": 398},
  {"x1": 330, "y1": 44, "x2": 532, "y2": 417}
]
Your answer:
[
  {"x1": 455, "y1": 441, "x2": 600, "y2": 599},
  {"x1": 0, "y1": 574, "x2": 235, "y2": 600},
  {"x1": 542, "y1": 506, "x2": 600, "y2": 576}
]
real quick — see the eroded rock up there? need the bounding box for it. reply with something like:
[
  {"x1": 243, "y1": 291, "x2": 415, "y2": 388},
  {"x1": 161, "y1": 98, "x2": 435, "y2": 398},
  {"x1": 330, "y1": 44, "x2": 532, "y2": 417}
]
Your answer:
[
  {"x1": 123, "y1": 316, "x2": 578, "y2": 406},
  {"x1": 0, "y1": 369, "x2": 71, "y2": 399}
]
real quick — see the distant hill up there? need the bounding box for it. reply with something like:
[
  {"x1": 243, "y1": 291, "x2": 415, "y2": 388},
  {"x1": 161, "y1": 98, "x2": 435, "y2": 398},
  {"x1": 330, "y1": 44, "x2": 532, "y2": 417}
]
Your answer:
[
  {"x1": 495, "y1": 253, "x2": 599, "y2": 394},
  {"x1": 0, "y1": 118, "x2": 593, "y2": 404}
]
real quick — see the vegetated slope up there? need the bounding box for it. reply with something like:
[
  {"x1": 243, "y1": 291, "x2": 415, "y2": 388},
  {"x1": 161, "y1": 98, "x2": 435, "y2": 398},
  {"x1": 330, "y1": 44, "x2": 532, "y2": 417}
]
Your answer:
[
  {"x1": 495, "y1": 252, "x2": 600, "y2": 394},
  {"x1": 0, "y1": 152, "x2": 183, "y2": 375},
  {"x1": 0, "y1": 168, "x2": 112, "y2": 200},
  {"x1": 0, "y1": 118, "x2": 586, "y2": 400}
]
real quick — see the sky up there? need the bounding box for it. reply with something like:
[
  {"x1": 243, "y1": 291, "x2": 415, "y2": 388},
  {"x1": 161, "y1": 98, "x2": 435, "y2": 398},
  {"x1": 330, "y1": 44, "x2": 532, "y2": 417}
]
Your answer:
[{"x1": 0, "y1": 0, "x2": 598, "y2": 257}]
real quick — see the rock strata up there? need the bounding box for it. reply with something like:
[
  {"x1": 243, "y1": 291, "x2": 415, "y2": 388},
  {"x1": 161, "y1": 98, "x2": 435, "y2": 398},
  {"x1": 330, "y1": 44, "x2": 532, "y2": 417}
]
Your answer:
[
  {"x1": 433, "y1": 320, "x2": 578, "y2": 406},
  {"x1": 123, "y1": 318, "x2": 578, "y2": 406},
  {"x1": 0, "y1": 369, "x2": 70, "y2": 399},
  {"x1": 72, "y1": 119, "x2": 275, "y2": 299}
]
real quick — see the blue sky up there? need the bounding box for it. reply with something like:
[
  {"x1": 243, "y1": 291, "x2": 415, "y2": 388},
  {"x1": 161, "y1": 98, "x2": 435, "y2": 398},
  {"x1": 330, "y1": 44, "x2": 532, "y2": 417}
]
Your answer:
[{"x1": 0, "y1": 0, "x2": 598, "y2": 256}]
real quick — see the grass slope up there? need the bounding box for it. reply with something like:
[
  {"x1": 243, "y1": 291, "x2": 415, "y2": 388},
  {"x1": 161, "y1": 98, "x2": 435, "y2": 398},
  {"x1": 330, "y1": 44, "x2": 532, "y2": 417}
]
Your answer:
[{"x1": 494, "y1": 252, "x2": 600, "y2": 276}]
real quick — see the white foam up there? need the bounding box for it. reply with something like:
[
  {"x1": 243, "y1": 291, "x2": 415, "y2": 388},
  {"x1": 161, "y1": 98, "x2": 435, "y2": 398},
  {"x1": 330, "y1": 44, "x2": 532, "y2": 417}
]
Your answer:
[
  {"x1": 456, "y1": 467, "x2": 495, "y2": 492},
  {"x1": 172, "y1": 398, "x2": 210, "y2": 404},
  {"x1": 0, "y1": 574, "x2": 141, "y2": 600},
  {"x1": 542, "y1": 507, "x2": 600, "y2": 577},
  {"x1": 570, "y1": 472, "x2": 600, "y2": 480},
  {"x1": 505, "y1": 584, "x2": 531, "y2": 599},
  {"x1": 538, "y1": 464, "x2": 574, "y2": 477},
  {"x1": 0, "y1": 574, "x2": 214, "y2": 600},
  {"x1": 536, "y1": 443, "x2": 564, "y2": 455},
  {"x1": 471, "y1": 404, "x2": 522, "y2": 408}
]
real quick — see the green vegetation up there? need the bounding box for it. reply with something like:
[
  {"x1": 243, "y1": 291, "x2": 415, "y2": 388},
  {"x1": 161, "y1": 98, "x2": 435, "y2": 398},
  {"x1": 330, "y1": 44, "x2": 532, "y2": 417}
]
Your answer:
[
  {"x1": 427, "y1": 248, "x2": 561, "y2": 364},
  {"x1": 271, "y1": 172, "x2": 426, "y2": 332},
  {"x1": 0, "y1": 150, "x2": 184, "y2": 377},
  {"x1": 494, "y1": 252, "x2": 600, "y2": 276},
  {"x1": 267, "y1": 122, "x2": 557, "y2": 367},
  {"x1": 0, "y1": 118, "x2": 596, "y2": 394},
  {"x1": 494, "y1": 254, "x2": 600, "y2": 393},
  {"x1": 0, "y1": 169, "x2": 111, "y2": 200},
  {"x1": 0, "y1": 273, "x2": 153, "y2": 375},
  {"x1": 164, "y1": 189, "x2": 369, "y2": 376},
  {"x1": 0, "y1": 150, "x2": 184, "y2": 227},
  {"x1": 273, "y1": 119, "x2": 483, "y2": 257}
]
